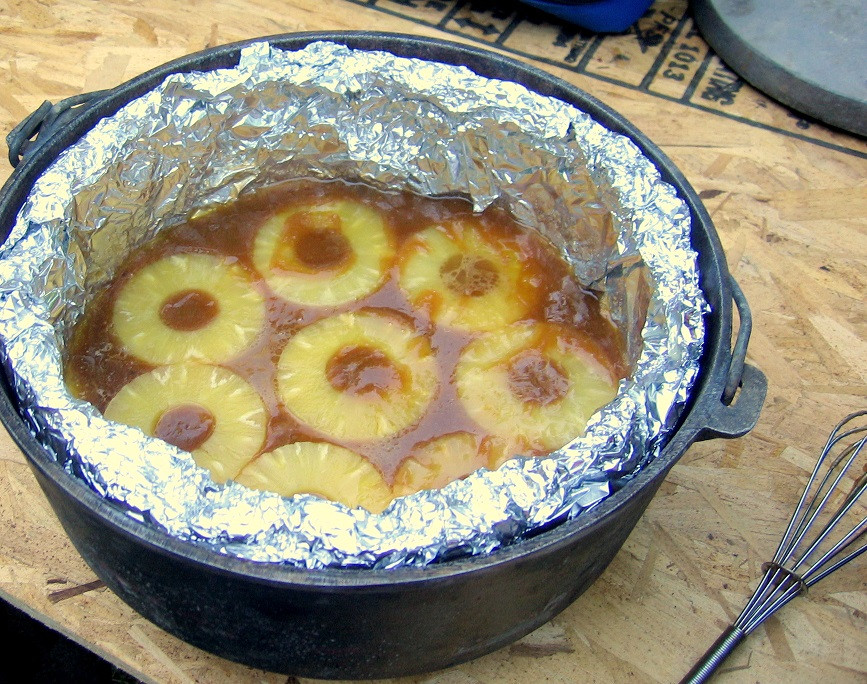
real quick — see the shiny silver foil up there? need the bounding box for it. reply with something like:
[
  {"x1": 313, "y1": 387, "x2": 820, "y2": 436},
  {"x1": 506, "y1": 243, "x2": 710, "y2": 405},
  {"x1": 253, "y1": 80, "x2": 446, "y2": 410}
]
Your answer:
[{"x1": 0, "y1": 41, "x2": 706, "y2": 568}]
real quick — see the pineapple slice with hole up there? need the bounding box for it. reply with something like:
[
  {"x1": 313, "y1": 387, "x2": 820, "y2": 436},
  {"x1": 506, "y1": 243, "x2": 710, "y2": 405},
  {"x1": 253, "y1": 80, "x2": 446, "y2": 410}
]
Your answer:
[
  {"x1": 234, "y1": 442, "x2": 392, "y2": 513},
  {"x1": 104, "y1": 363, "x2": 267, "y2": 483},
  {"x1": 392, "y1": 431, "x2": 491, "y2": 497},
  {"x1": 397, "y1": 219, "x2": 531, "y2": 332},
  {"x1": 113, "y1": 253, "x2": 264, "y2": 365},
  {"x1": 253, "y1": 200, "x2": 393, "y2": 306},
  {"x1": 485, "y1": 436, "x2": 538, "y2": 471},
  {"x1": 456, "y1": 322, "x2": 618, "y2": 455},
  {"x1": 277, "y1": 311, "x2": 438, "y2": 441}
]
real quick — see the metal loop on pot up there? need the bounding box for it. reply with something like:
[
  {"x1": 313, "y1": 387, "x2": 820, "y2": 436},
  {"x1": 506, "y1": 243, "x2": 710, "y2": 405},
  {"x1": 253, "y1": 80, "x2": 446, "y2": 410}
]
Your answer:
[
  {"x1": 6, "y1": 91, "x2": 107, "y2": 168},
  {"x1": 723, "y1": 276, "x2": 753, "y2": 406}
]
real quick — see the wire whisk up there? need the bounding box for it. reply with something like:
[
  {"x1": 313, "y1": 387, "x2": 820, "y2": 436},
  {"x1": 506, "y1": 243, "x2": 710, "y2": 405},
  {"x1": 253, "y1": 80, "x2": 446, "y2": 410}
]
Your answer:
[{"x1": 681, "y1": 409, "x2": 867, "y2": 683}]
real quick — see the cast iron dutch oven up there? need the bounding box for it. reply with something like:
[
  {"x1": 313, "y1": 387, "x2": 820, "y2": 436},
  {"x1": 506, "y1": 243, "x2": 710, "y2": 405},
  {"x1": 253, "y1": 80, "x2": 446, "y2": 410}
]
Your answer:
[{"x1": 0, "y1": 33, "x2": 767, "y2": 678}]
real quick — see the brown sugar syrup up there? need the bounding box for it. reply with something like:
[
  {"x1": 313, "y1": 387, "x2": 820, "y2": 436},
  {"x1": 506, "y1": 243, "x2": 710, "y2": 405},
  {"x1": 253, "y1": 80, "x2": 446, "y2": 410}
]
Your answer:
[{"x1": 65, "y1": 180, "x2": 626, "y2": 483}]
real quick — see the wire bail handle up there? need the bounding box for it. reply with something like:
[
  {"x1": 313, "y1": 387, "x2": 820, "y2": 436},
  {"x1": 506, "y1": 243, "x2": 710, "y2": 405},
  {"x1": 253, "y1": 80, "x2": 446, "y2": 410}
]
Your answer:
[{"x1": 6, "y1": 90, "x2": 108, "y2": 168}]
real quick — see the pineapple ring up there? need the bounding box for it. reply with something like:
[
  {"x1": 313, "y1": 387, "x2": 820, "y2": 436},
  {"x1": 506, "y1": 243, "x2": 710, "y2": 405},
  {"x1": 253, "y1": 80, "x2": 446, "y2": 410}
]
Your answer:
[
  {"x1": 397, "y1": 220, "x2": 530, "y2": 332},
  {"x1": 104, "y1": 363, "x2": 267, "y2": 484},
  {"x1": 277, "y1": 311, "x2": 438, "y2": 441},
  {"x1": 392, "y1": 432, "x2": 490, "y2": 498},
  {"x1": 235, "y1": 442, "x2": 392, "y2": 513},
  {"x1": 253, "y1": 200, "x2": 393, "y2": 306},
  {"x1": 113, "y1": 253, "x2": 265, "y2": 365},
  {"x1": 455, "y1": 323, "x2": 618, "y2": 453}
]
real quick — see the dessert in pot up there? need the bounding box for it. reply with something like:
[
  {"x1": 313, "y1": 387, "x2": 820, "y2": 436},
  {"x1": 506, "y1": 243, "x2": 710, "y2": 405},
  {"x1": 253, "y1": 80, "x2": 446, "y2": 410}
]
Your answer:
[{"x1": 65, "y1": 179, "x2": 626, "y2": 512}]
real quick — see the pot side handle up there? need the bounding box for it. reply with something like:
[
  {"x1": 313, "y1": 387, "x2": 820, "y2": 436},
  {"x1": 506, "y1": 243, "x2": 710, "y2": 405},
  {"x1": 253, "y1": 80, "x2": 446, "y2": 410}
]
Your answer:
[
  {"x1": 696, "y1": 276, "x2": 767, "y2": 441},
  {"x1": 6, "y1": 90, "x2": 109, "y2": 168}
]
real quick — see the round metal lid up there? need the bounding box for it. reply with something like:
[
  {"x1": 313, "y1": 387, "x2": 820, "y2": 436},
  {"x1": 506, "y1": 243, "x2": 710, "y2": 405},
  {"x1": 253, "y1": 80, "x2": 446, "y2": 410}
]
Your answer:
[{"x1": 693, "y1": 0, "x2": 866, "y2": 137}]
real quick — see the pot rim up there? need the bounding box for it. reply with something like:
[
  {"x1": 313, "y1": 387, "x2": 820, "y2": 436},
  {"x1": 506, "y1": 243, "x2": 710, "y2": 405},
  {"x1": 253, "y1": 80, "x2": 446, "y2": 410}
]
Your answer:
[{"x1": 0, "y1": 31, "x2": 755, "y2": 589}]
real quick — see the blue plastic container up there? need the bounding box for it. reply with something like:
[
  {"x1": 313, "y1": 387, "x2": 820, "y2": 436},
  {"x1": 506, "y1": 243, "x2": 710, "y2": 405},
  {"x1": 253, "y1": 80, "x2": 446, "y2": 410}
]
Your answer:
[{"x1": 520, "y1": 0, "x2": 654, "y2": 32}]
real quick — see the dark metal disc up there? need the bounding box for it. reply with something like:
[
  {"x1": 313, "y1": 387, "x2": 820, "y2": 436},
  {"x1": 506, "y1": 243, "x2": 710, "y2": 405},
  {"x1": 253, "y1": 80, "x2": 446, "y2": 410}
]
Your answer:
[{"x1": 693, "y1": 0, "x2": 866, "y2": 137}]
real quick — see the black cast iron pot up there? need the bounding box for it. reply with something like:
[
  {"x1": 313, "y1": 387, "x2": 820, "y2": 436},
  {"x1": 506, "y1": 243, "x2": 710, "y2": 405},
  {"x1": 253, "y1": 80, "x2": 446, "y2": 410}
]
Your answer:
[{"x1": 0, "y1": 33, "x2": 767, "y2": 678}]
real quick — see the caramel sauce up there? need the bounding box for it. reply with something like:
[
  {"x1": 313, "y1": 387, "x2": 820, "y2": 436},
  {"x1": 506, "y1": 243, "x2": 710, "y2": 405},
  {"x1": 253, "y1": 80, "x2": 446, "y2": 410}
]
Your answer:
[
  {"x1": 507, "y1": 350, "x2": 569, "y2": 406},
  {"x1": 440, "y1": 254, "x2": 499, "y2": 297},
  {"x1": 154, "y1": 404, "x2": 216, "y2": 452},
  {"x1": 326, "y1": 345, "x2": 406, "y2": 398},
  {"x1": 159, "y1": 289, "x2": 220, "y2": 331},
  {"x1": 274, "y1": 211, "x2": 353, "y2": 272},
  {"x1": 64, "y1": 179, "x2": 627, "y2": 482}
]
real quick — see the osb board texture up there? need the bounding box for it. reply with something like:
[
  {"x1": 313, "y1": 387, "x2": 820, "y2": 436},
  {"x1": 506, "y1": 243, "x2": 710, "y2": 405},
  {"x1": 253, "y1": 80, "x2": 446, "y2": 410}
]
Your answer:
[{"x1": 0, "y1": 0, "x2": 864, "y2": 682}]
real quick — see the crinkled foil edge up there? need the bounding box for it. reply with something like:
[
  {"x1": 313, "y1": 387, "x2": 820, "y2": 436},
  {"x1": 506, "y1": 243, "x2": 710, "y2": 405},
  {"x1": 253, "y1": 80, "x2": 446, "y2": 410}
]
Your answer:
[{"x1": 0, "y1": 41, "x2": 706, "y2": 568}]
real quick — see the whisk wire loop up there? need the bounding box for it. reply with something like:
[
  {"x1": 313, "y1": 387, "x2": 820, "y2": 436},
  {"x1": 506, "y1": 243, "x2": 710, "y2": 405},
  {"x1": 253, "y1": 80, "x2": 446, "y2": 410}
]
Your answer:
[{"x1": 790, "y1": 430, "x2": 866, "y2": 579}]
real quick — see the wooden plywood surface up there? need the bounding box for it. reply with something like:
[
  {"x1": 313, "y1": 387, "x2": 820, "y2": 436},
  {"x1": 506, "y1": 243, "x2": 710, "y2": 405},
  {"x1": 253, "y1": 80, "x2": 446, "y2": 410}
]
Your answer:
[{"x1": 0, "y1": 1, "x2": 865, "y2": 682}]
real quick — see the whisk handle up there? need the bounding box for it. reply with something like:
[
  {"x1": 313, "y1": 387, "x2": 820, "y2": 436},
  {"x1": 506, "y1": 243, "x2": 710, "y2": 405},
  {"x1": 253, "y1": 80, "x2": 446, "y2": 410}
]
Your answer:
[{"x1": 680, "y1": 624, "x2": 746, "y2": 684}]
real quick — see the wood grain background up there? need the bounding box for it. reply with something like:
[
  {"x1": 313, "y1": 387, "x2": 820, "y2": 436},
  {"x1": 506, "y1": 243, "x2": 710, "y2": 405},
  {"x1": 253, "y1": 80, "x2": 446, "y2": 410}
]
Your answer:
[{"x1": 0, "y1": 1, "x2": 864, "y2": 682}]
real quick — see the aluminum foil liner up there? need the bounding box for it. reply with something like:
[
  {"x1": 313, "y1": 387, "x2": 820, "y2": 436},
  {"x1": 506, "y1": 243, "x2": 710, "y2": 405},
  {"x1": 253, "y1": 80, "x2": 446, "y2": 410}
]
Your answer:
[{"x1": 0, "y1": 41, "x2": 706, "y2": 569}]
